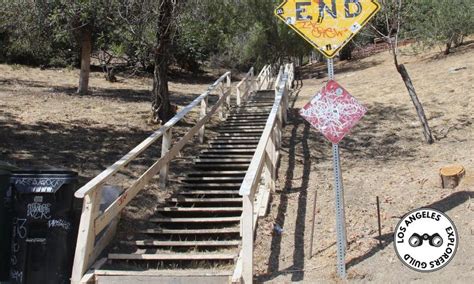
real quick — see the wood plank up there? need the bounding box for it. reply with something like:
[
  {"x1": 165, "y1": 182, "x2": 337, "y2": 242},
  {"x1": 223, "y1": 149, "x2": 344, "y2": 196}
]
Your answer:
[
  {"x1": 71, "y1": 191, "x2": 101, "y2": 283},
  {"x1": 179, "y1": 190, "x2": 240, "y2": 195},
  {"x1": 183, "y1": 183, "x2": 242, "y2": 188},
  {"x1": 140, "y1": 227, "x2": 240, "y2": 234},
  {"x1": 194, "y1": 163, "x2": 250, "y2": 167},
  {"x1": 194, "y1": 164, "x2": 250, "y2": 170},
  {"x1": 198, "y1": 155, "x2": 253, "y2": 159},
  {"x1": 226, "y1": 112, "x2": 267, "y2": 115},
  {"x1": 210, "y1": 139, "x2": 260, "y2": 143},
  {"x1": 208, "y1": 145, "x2": 256, "y2": 149},
  {"x1": 218, "y1": 127, "x2": 264, "y2": 131},
  {"x1": 211, "y1": 128, "x2": 265, "y2": 133},
  {"x1": 120, "y1": 240, "x2": 240, "y2": 247},
  {"x1": 149, "y1": 216, "x2": 241, "y2": 223},
  {"x1": 94, "y1": 83, "x2": 233, "y2": 234},
  {"x1": 108, "y1": 253, "x2": 237, "y2": 261},
  {"x1": 91, "y1": 217, "x2": 119, "y2": 263},
  {"x1": 168, "y1": 198, "x2": 242, "y2": 203},
  {"x1": 194, "y1": 159, "x2": 252, "y2": 163},
  {"x1": 186, "y1": 170, "x2": 247, "y2": 176},
  {"x1": 217, "y1": 132, "x2": 263, "y2": 137},
  {"x1": 232, "y1": 251, "x2": 243, "y2": 283},
  {"x1": 224, "y1": 121, "x2": 267, "y2": 125},
  {"x1": 200, "y1": 149, "x2": 255, "y2": 154},
  {"x1": 95, "y1": 269, "x2": 233, "y2": 276},
  {"x1": 182, "y1": 177, "x2": 244, "y2": 182},
  {"x1": 95, "y1": 275, "x2": 231, "y2": 284},
  {"x1": 80, "y1": 257, "x2": 108, "y2": 284},
  {"x1": 159, "y1": 128, "x2": 173, "y2": 187},
  {"x1": 209, "y1": 142, "x2": 258, "y2": 146},
  {"x1": 218, "y1": 130, "x2": 264, "y2": 135},
  {"x1": 155, "y1": 207, "x2": 242, "y2": 212}
]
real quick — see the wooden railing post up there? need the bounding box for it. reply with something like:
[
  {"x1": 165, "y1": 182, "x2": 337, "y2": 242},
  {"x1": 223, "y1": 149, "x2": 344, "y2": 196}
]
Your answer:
[
  {"x1": 236, "y1": 86, "x2": 242, "y2": 106},
  {"x1": 159, "y1": 128, "x2": 172, "y2": 187},
  {"x1": 199, "y1": 96, "x2": 208, "y2": 143},
  {"x1": 245, "y1": 75, "x2": 250, "y2": 98},
  {"x1": 226, "y1": 74, "x2": 232, "y2": 109},
  {"x1": 71, "y1": 190, "x2": 101, "y2": 284},
  {"x1": 264, "y1": 130, "x2": 276, "y2": 192},
  {"x1": 219, "y1": 82, "x2": 225, "y2": 120},
  {"x1": 274, "y1": 118, "x2": 282, "y2": 163},
  {"x1": 242, "y1": 194, "x2": 254, "y2": 284}
]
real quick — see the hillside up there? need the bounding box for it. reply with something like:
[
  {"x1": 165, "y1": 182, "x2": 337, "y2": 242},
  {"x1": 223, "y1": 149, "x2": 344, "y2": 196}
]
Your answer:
[{"x1": 255, "y1": 43, "x2": 474, "y2": 283}]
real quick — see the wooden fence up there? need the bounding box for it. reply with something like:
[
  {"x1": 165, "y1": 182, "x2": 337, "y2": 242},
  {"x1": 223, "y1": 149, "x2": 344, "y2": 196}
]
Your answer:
[{"x1": 232, "y1": 63, "x2": 294, "y2": 283}]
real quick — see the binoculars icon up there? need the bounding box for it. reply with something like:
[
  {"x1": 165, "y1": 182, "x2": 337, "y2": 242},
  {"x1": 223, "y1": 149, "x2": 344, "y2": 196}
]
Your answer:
[{"x1": 408, "y1": 233, "x2": 443, "y2": 247}]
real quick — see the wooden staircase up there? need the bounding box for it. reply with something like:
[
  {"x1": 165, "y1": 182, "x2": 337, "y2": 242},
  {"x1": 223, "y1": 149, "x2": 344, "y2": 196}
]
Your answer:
[{"x1": 93, "y1": 91, "x2": 275, "y2": 283}]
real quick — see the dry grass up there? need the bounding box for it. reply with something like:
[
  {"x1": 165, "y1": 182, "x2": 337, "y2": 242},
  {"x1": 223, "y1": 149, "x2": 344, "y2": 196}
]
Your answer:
[{"x1": 254, "y1": 43, "x2": 474, "y2": 283}]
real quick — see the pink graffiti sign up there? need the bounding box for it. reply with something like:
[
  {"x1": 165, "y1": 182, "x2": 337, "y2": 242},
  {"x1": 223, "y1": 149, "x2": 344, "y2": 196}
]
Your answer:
[{"x1": 300, "y1": 80, "x2": 366, "y2": 144}]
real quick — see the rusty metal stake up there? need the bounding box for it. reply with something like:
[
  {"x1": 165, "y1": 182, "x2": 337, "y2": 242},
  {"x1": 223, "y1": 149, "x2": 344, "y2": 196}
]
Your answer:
[
  {"x1": 376, "y1": 196, "x2": 382, "y2": 248},
  {"x1": 309, "y1": 190, "x2": 318, "y2": 259}
]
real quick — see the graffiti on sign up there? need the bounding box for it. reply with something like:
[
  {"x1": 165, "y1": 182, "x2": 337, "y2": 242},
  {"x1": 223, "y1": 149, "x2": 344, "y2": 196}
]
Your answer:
[
  {"x1": 27, "y1": 202, "x2": 52, "y2": 219},
  {"x1": 299, "y1": 80, "x2": 366, "y2": 144},
  {"x1": 275, "y1": 0, "x2": 381, "y2": 58},
  {"x1": 48, "y1": 219, "x2": 72, "y2": 231}
]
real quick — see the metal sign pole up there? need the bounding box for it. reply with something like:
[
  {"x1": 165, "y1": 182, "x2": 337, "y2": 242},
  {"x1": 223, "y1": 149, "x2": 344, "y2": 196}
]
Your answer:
[{"x1": 327, "y1": 58, "x2": 347, "y2": 278}]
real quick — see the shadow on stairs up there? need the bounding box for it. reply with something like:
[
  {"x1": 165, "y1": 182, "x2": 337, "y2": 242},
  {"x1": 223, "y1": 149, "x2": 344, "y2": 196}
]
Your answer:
[{"x1": 92, "y1": 90, "x2": 275, "y2": 284}]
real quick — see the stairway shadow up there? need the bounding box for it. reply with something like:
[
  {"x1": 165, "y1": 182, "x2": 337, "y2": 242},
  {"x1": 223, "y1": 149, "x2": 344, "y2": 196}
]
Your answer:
[{"x1": 103, "y1": 90, "x2": 277, "y2": 276}]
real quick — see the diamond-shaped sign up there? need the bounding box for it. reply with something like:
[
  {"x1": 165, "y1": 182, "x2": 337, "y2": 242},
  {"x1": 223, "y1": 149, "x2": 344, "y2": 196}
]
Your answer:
[
  {"x1": 275, "y1": 0, "x2": 381, "y2": 58},
  {"x1": 300, "y1": 80, "x2": 366, "y2": 144}
]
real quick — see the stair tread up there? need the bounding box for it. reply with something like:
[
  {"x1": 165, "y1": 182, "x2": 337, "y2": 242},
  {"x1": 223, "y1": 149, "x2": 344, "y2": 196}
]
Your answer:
[
  {"x1": 186, "y1": 170, "x2": 247, "y2": 175},
  {"x1": 94, "y1": 269, "x2": 234, "y2": 276},
  {"x1": 208, "y1": 145, "x2": 256, "y2": 149},
  {"x1": 149, "y1": 216, "x2": 240, "y2": 223},
  {"x1": 120, "y1": 240, "x2": 241, "y2": 247},
  {"x1": 179, "y1": 190, "x2": 240, "y2": 195},
  {"x1": 195, "y1": 159, "x2": 252, "y2": 163},
  {"x1": 155, "y1": 207, "x2": 242, "y2": 212},
  {"x1": 198, "y1": 155, "x2": 253, "y2": 159},
  {"x1": 183, "y1": 183, "x2": 242, "y2": 187},
  {"x1": 140, "y1": 227, "x2": 240, "y2": 234},
  {"x1": 168, "y1": 198, "x2": 242, "y2": 203},
  {"x1": 182, "y1": 177, "x2": 244, "y2": 181},
  {"x1": 108, "y1": 253, "x2": 237, "y2": 260}
]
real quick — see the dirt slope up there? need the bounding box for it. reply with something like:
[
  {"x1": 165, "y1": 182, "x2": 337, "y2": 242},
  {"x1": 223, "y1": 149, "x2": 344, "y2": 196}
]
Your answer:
[{"x1": 255, "y1": 43, "x2": 474, "y2": 283}]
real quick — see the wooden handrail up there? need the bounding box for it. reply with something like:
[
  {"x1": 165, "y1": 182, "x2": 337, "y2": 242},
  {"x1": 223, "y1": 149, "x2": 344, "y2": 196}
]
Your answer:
[
  {"x1": 236, "y1": 67, "x2": 254, "y2": 89},
  {"x1": 236, "y1": 67, "x2": 255, "y2": 106},
  {"x1": 233, "y1": 63, "x2": 294, "y2": 284},
  {"x1": 71, "y1": 71, "x2": 232, "y2": 284},
  {"x1": 74, "y1": 72, "x2": 231, "y2": 199},
  {"x1": 94, "y1": 89, "x2": 231, "y2": 233}
]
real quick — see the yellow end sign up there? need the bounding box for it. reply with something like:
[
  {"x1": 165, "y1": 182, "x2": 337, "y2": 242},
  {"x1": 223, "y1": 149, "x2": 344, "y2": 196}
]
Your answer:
[{"x1": 275, "y1": 0, "x2": 381, "y2": 58}]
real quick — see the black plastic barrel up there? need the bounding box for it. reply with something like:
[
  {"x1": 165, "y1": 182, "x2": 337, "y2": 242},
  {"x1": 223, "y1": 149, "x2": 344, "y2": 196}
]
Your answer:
[
  {"x1": 9, "y1": 170, "x2": 78, "y2": 284},
  {"x1": 0, "y1": 168, "x2": 13, "y2": 282}
]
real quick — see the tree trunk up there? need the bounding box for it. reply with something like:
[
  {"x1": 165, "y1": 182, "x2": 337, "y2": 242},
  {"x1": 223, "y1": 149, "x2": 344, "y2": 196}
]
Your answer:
[
  {"x1": 151, "y1": 0, "x2": 175, "y2": 124},
  {"x1": 339, "y1": 42, "x2": 354, "y2": 61},
  {"x1": 397, "y1": 64, "x2": 434, "y2": 144},
  {"x1": 440, "y1": 165, "x2": 465, "y2": 189},
  {"x1": 444, "y1": 40, "x2": 452, "y2": 55},
  {"x1": 77, "y1": 28, "x2": 92, "y2": 95}
]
